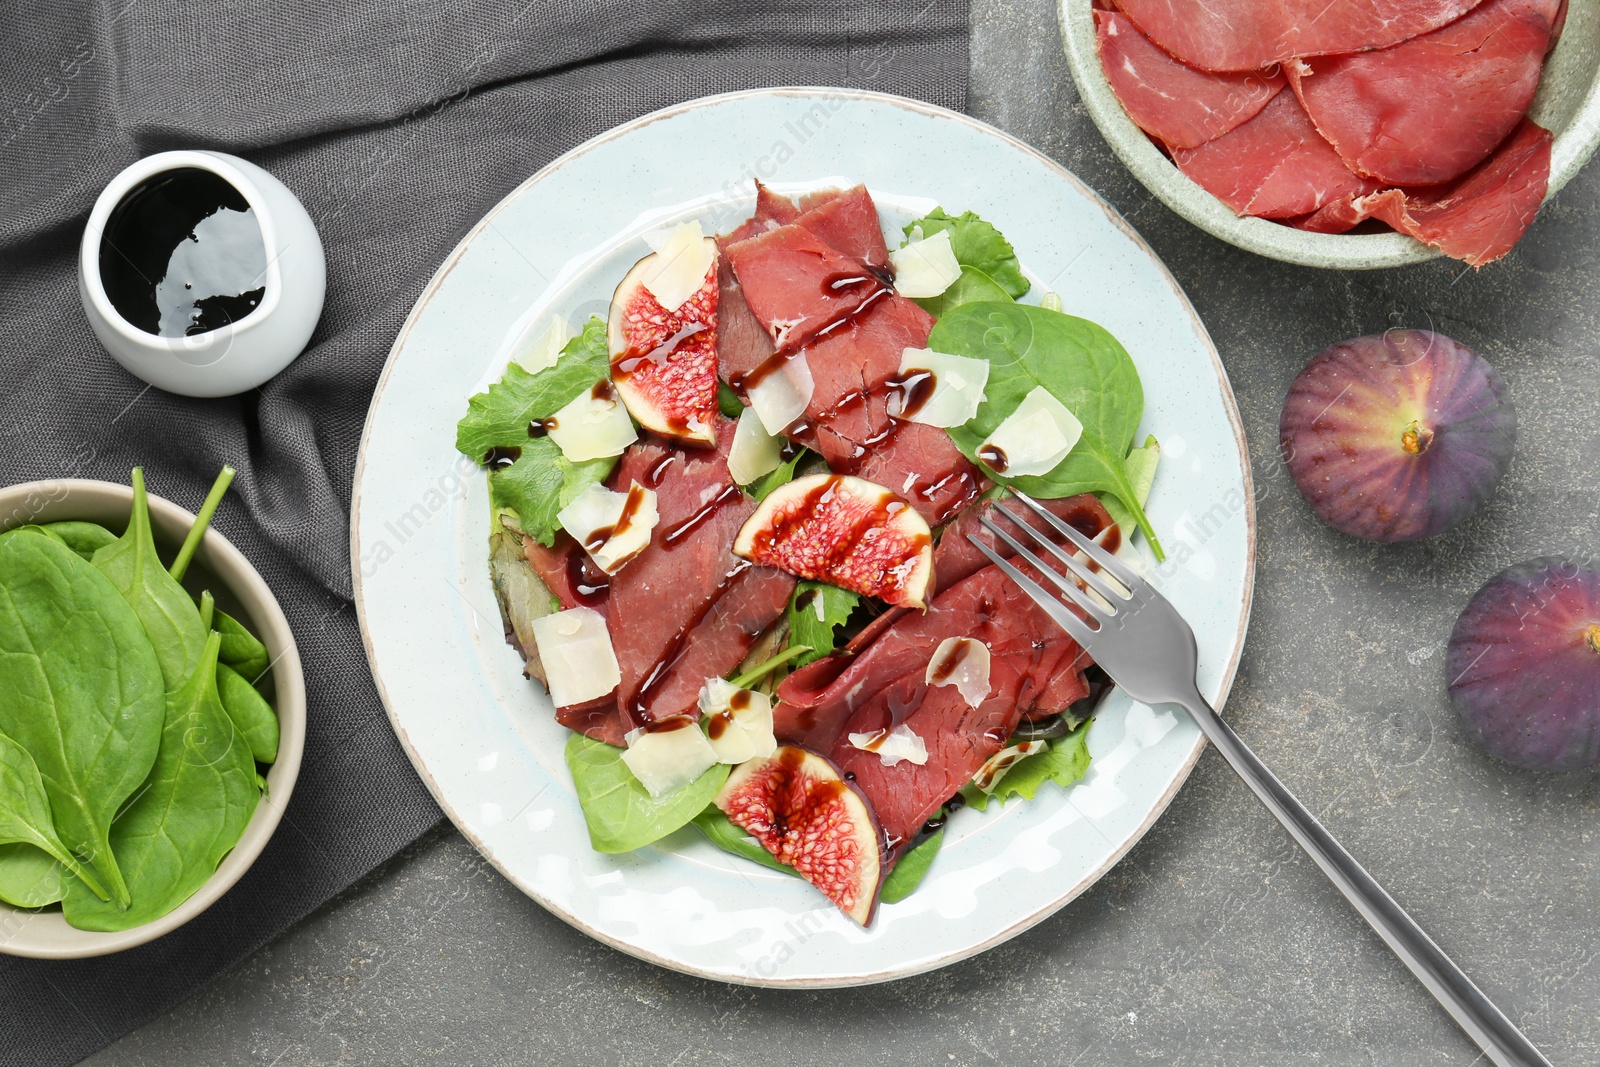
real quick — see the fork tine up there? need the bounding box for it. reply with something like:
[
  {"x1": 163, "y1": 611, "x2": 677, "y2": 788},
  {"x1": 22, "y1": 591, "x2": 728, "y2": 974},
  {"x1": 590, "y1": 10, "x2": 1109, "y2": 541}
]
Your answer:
[
  {"x1": 968, "y1": 535, "x2": 1100, "y2": 647},
  {"x1": 1009, "y1": 489, "x2": 1143, "y2": 591},
  {"x1": 977, "y1": 514, "x2": 1112, "y2": 623},
  {"x1": 990, "y1": 501, "x2": 1128, "y2": 605}
]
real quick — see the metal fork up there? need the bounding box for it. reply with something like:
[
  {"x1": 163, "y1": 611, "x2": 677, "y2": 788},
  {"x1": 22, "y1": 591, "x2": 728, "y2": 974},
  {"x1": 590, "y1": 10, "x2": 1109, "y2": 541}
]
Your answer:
[{"x1": 969, "y1": 489, "x2": 1552, "y2": 1067}]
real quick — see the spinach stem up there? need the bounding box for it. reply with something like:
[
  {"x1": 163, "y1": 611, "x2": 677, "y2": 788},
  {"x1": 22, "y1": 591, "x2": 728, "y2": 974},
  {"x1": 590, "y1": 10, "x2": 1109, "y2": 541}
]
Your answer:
[
  {"x1": 198, "y1": 589, "x2": 215, "y2": 632},
  {"x1": 169, "y1": 466, "x2": 236, "y2": 582},
  {"x1": 729, "y1": 644, "x2": 813, "y2": 690}
]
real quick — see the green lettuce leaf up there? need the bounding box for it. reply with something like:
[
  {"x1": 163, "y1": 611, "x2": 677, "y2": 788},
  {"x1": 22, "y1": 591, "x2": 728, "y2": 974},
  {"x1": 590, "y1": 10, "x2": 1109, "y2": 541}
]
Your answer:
[
  {"x1": 457, "y1": 317, "x2": 621, "y2": 544},
  {"x1": 904, "y1": 209, "x2": 1029, "y2": 299},
  {"x1": 880, "y1": 828, "x2": 943, "y2": 903},
  {"x1": 1099, "y1": 435, "x2": 1160, "y2": 546},
  {"x1": 963, "y1": 720, "x2": 1093, "y2": 811},
  {"x1": 787, "y1": 580, "x2": 860, "y2": 667},
  {"x1": 565, "y1": 734, "x2": 729, "y2": 854},
  {"x1": 911, "y1": 265, "x2": 1014, "y2": 319}
]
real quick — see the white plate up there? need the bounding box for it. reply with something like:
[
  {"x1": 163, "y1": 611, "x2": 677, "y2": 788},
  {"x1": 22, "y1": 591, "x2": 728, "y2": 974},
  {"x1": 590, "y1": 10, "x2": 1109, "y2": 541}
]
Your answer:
[{"x1": 352, "y1": 88, "x2": 1256, "y2": 987}]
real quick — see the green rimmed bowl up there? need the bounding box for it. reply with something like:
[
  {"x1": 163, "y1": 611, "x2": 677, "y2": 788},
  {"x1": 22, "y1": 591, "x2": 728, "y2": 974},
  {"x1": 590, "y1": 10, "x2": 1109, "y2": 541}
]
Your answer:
[
  {"x1": 0, "y1": 478, "x2": 305, "y2": 959},
  {"x1": 1059, "y1": 0, "x2": 1600, "y2": 269}
]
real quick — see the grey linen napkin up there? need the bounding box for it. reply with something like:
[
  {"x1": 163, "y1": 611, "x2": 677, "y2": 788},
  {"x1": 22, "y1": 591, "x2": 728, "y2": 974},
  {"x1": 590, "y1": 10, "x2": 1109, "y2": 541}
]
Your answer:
[{"x1": 0, "y1": 1, "x2": 968, "y2": 1061}]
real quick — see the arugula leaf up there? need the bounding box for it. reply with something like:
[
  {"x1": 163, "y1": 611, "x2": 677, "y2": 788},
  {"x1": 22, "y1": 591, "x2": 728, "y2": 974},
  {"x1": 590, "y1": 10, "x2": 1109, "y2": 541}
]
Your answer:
[
  {"x1": 693, "y1": 807, "x2": 792, "y2": 873},
  {"x1": 455, "y1": 316, "x2": 613, "y2": 460},
  {"x1": 911, "y1": 265, "x2": 1013, "y2": 319},
  {"x1": 747, "y1": 447, "x2": 805, "y2": 503},
  {"x1": 90, "y1": 468, "x2": 210, "y2": 690},
  {"x1": 0, "y1": 844, "x2": 65, "y2": 908},
  {"x1": 930, "y1": 302, "x2": 1163, "y2": 559},
  {"x1": 216, "y1": 662, "x2": 280, "y2": 765},
  {"x1": 565, "y1": 733, "x2": 729, "y2": 854},
  {"x1": 1099, "y1": 436, "x2": 1160, "y2": 546},
  {"x1": 962, "y1": 720, "x2": 1093, "y2": 811},
  {"x1": 787, "y1": 581, "x2": 860, "y2": 667},
  {"x1": 880, "y1": 828, "x2": 943, "y2": 904},
  {"x1": 693, "y1": 806, "x2": 945, "y2": 905},
  {"x1": 0, "y1": 530, "x2": 166, "y2": 908},
  {"x1": 0, "y1": 729, "x2": 109, "y2": 900},
  {"x1": 488, "y1": 438, "x2": 615, "y2": 547},
  {"x1": 904, "y1": 209, "x2": 1029, "y2": 299},
  {"x1": 39, "y1": 521, "x2": 117, "y2": 561},
  {"x1": 63, "y1": 632, "x2": 261, "y2": 930}
]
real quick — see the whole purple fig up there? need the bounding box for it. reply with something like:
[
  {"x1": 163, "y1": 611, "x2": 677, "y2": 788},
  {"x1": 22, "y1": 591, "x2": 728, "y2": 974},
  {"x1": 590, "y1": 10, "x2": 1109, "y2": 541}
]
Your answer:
[
  {"x1": 1279, "y1": 330, "x2": 1516, "y2": 541},
  {"x1": 1448, "y1": 558, "x2": 1600, "y2": 772}
]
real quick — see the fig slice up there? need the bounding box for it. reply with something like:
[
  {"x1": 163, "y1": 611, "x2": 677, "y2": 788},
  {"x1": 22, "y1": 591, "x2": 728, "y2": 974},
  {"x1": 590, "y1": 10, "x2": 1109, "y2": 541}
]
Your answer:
[
  {"x1": 608, "y1": 236, "x2": 720, "y2": 446},
  {"x1": 716, "y1": 745, "x2": 884, "y2": 925},
  {"x1": 733, "y1": 473, "x2": 934, "y2": 608}
]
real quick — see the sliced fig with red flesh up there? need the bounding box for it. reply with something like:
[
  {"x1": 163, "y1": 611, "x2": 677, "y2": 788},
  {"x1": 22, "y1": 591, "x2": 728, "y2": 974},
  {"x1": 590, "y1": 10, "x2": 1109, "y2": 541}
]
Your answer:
[
  {"x1": 716, "y1": 746, "x2": 884, "y2": 925},
  {"x1": 734, "y1": 473, "x2": 933, "y2": 608},
  {"x1": 609, "y1": 238, "x2": 720, "y2": 446}
]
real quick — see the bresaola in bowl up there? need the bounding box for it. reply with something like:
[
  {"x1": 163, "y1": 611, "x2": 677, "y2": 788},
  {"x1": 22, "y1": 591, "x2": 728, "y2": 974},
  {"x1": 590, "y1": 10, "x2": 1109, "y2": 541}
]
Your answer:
[{"x1": 1060, "y1": 0, "x2": 1600, "y2": 268}]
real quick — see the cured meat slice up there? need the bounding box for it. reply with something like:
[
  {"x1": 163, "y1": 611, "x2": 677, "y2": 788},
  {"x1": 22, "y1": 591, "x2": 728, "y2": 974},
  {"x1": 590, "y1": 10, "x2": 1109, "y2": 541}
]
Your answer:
[
  {"x1": 792, "y1": 294, "x2": 984, "y2": 525},
  {"x1": 714, "y1": 252, "x2": 776, "y2": 386},
  {"x1": 791, "y1": 185, "x2": 891, "y2": 268},
  {"x1": 524, "y1": 535, "x2": 608, "y2": 613},
  {"x1": 605, "y1": 420, "x2": 796, "y2": 729},
  {"x1": 1096, "y1": 9, "x2": 1286, "y2": 150},
  {"x1": 933, "y1": 493, "x2": 1117, "y2": 590},
  {"x1": 1290, "y1": 0, "x2": 1563, "y2": 185},
  {"x1": 823, "y1": 566, "x2": 1091, "y2": 848},
  {"x1": 723, "y1": 224, "x2": 892, "y2": 351},
  {"x1": 1172, "y1": 91, "x2": 1382, "y2": 218},
  {"x1": 1357, "y1": 119, "x2": 1553, "y2": 266},
  {"x1": 1114, "y1": 0, "x2": 1488, "y2": 72}
]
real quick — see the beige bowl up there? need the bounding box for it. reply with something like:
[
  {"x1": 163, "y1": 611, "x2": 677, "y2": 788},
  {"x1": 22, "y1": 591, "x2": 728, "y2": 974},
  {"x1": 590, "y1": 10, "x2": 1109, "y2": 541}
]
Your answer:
[
  {"x1": 0, "y1": 478, "x2": 304, "y2": 958},
  {"x1": 1060, "y1": 0, "x2": 1600, "y2": 269}
]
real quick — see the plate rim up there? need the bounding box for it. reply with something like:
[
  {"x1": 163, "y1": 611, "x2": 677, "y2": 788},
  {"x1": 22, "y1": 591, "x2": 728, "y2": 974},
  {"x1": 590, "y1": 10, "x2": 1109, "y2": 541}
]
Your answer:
[{"x1": 350, "y1": 85, "x2": 1258, "y2": 987}]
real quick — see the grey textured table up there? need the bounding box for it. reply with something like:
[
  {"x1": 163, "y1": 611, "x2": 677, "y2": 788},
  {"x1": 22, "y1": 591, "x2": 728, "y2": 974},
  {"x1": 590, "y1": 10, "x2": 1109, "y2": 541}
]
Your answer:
[{"x1": 83, "y1": 0, "x2": 1600, "y2": 1063}]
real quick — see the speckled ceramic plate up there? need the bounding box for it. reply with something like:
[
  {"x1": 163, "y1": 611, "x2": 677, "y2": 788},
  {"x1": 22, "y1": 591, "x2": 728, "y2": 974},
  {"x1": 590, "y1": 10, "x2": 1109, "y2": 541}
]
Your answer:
[{"x1": 351, "y1": 88, "x2": 1255, "y2": 987}]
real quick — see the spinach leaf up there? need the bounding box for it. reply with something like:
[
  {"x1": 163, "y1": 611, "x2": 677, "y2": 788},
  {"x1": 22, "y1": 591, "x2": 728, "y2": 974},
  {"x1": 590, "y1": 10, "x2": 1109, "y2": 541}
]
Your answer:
[
  {"x1": 43, "y1": 521, "x2": 118, "y2": 561},
  {"x1": 0, "y1": 729, "x2": 109, "y2": 900},
  {"x1": 787, "y1": 581, "x2": 860, "y2": 667},
  {"x1": 692, "y1": 807, "x2": 793, "y2": 873},
  {"x1": 90, "y1": 468, "x2": 209, "y2": 689},
  {"x1": 904, "y1": 209, "x2": 1029, "y2": 299},
  {"x1": 214, "y1": 608, "x2": 270, "y2": 683},
  {"x1": 63, "y1": 632, "x2": 261, "y2": 931},
  {"x1": 216, "y1": 663, "x2": 280, "y2": 765},
  {"x1": 455, "y1": 316, "x2": 613, "y2": 461},
  {"x1": 0, "y1": 844, "x2": 65, "y2": 908},
  {"x1": 962, "y1": 719, "x2": 1094, "y2": 811},
  {"x1": 880, "y1": 827, "x2": 943, "y2": 904},
  {"x1": 1099, "y1": 435, "x2": 1160, "y2": 547},
  {"x1": 564, "y1": 733, "x2": 729, "y2": 854},
  {"x1": 929, "y1": 302, "x2": 1163, "y2": 558},
  {"x1": 717, "y1": 381, "x2": 745, "y2": 419},
  {"x1": 488, "y1": 438, "x2": 615, "y2": 547},
  {"x1": 0, "y1": 530, "x2": 165, "y2": 907},
  {"x1": 911, "y1": 265, "x2": 1013, "y2": 319}
]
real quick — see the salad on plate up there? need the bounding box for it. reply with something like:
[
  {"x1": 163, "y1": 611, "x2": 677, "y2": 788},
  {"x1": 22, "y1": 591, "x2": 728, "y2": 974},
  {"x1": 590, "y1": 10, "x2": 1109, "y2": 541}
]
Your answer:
[{"x1": 455, "y1": 181, "x2": 1163, "y2": 925}]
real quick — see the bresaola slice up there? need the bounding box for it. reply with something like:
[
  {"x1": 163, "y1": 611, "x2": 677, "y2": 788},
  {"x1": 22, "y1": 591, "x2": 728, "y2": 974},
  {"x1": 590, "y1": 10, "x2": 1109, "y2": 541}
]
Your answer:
[
  {"x1": 723, "y1": 224, "x2": 891, "y2": 351},
  {"x1": 1290, "y1": 0, "x2": 1563, "y2": 185},
  {"x1": 1095, "y1": 9, "x2": 1285, "y2": 150},
  {"x1": 1171, "y1": 91, "x2": 1382, "y2": 218},
  {"x1": 1357, "y1": 120, "x2": 1554, "y2": 266},
  {"x1": 1113, "y1": 0, "x2": 1488, "y2": 71}
]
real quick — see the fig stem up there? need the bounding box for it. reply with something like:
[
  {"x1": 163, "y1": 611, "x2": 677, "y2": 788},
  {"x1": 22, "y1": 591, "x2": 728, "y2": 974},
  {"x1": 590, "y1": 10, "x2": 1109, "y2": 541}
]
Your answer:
[
  {"x1": 1400, "y1": 420, "x2": 1435, "y2": 456},
  {"x1": 1586, "y1": 624, "x2": 1600, "y2": 654}
]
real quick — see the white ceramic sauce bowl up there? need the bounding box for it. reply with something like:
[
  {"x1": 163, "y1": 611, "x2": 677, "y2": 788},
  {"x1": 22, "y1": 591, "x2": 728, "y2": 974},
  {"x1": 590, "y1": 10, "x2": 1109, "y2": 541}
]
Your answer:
[
  {"x1": 1060, "y1": 0, "x2": 1600, "y2": 269},
  {"x1": 79, "y1": 150, "x2": 326, "y2": 397}
]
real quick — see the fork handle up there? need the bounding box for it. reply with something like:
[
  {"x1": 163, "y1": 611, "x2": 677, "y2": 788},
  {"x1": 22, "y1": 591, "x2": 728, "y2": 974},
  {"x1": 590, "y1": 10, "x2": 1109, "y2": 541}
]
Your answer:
[{"x1": 1177, "y1": 691, "x2": 1552, "y2": 1067}]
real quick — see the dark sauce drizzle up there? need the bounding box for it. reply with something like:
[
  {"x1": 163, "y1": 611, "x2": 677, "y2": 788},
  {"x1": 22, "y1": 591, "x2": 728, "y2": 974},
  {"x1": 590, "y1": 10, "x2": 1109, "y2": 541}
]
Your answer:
[{"x1": 483, "y1": 446, "x2": 521, "y2": 470}]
